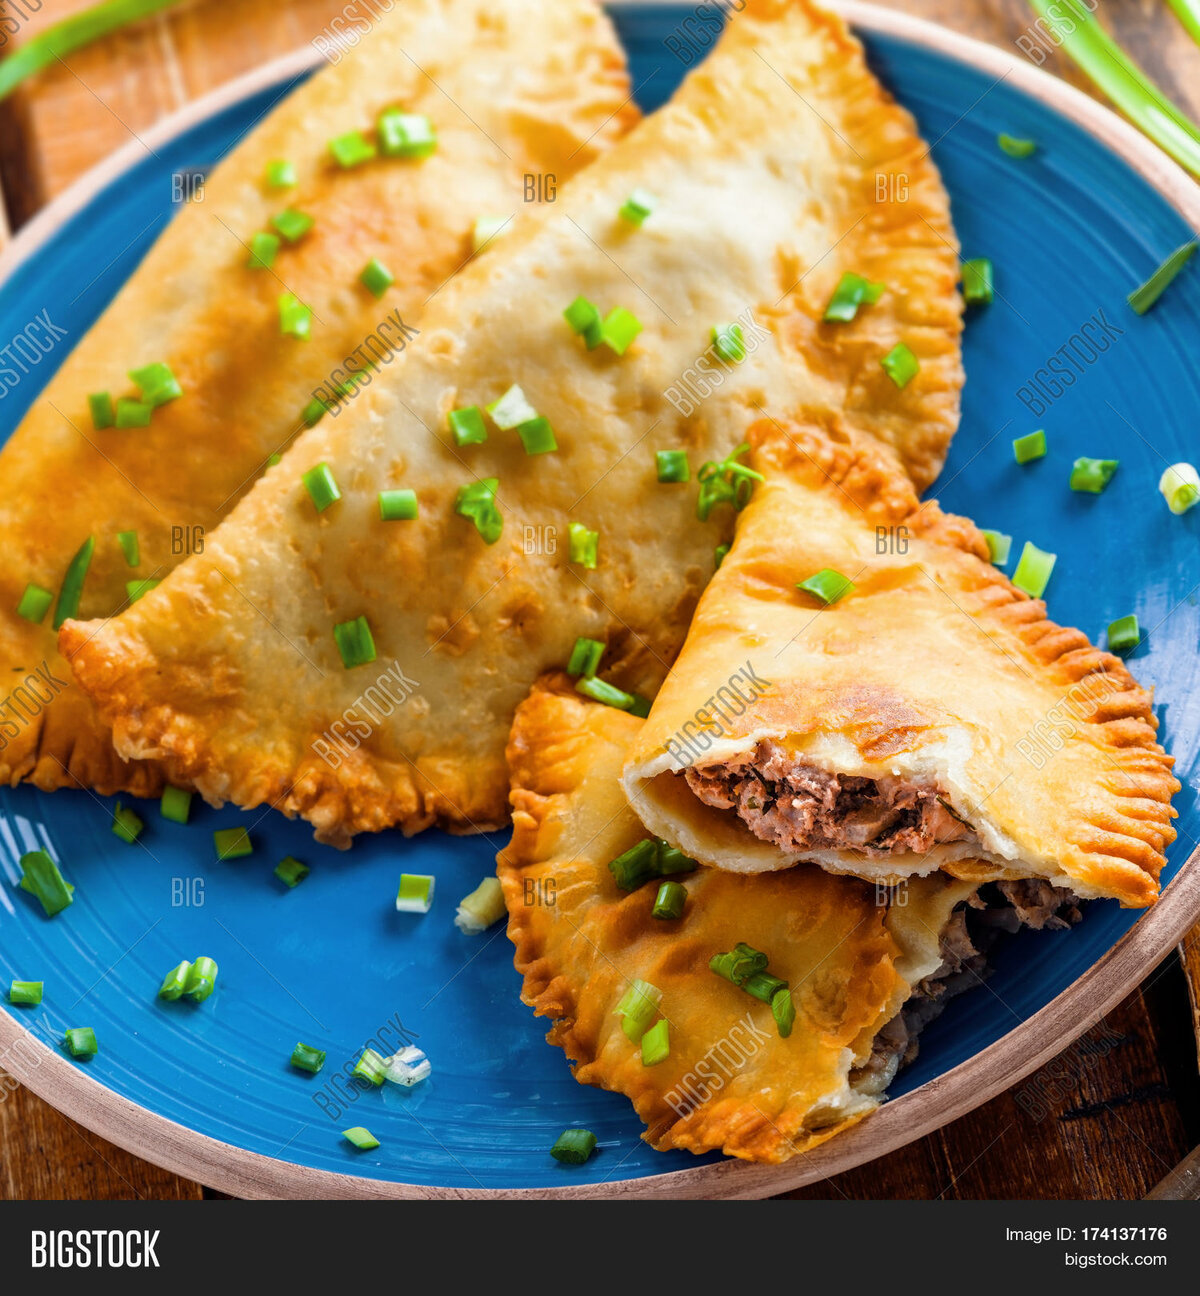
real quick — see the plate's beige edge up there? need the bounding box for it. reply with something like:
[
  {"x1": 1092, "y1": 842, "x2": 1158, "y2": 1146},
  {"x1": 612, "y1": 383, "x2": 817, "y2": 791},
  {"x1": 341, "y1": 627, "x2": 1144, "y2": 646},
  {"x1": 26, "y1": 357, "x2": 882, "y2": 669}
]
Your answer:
[{"x1": 0, "y1": 1, "x2": 1197, "y2": 1200}]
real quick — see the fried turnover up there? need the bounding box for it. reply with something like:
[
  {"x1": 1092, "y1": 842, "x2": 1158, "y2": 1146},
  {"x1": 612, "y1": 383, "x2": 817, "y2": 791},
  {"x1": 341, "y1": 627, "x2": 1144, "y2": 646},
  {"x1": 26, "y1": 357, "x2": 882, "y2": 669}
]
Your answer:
[
  {"x1": 0, "y1": 0, "x2": 635, "y2": 796},
  {"x1": 622, "y1": 419, "x2": 1178, "y2": 908},
  {"x1": 63, "y1": 0, "x2": 963, "y2": 845},
  {"x1": 500, "y1": 681, "x2": 981, "y2": 1163}
]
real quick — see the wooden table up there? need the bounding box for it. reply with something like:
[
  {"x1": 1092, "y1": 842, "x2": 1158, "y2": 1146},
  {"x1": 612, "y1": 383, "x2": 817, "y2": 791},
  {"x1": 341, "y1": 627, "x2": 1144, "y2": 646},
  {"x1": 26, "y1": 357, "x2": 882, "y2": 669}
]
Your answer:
[{"x1": 0, "y1": 0, "x2": 1197, "y2": 1200}]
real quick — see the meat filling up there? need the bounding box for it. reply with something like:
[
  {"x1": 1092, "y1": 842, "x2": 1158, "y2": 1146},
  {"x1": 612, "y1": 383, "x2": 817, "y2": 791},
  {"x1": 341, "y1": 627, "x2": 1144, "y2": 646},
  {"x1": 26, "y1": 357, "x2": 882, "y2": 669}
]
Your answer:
[{"x1": 683, "y1": 740, "x2": 975, "y2": 857}]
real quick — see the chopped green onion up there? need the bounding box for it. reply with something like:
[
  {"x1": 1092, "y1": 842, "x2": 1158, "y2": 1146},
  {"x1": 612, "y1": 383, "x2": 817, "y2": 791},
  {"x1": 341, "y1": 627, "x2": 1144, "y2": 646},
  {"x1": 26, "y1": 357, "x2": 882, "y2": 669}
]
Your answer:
[
  {"x1": 183, "y1": 956, "x2": 218, "y2": 1002},
  {"x1": 714, "y1": 543, "x2": 730, "y2": 569},
  {"x1": 18, "y1": 850, "x2": 74, "y2": 917},
  {"x1": 568, "y1": 522, "x2": 599, "y2": 569},
  {"x1": 279, "y1": 292, "x2": 313, "y2": 339},
  {"x1": 472, "y1": 214, "x2": 509, "y2": 252},
  {"x1": 270, "y1": 208, "x2": 314, "y2": 244},
  {"x1": 1128, "y1": 241, "x2": 1196, "y2": 314},
  {"x1": 378, "y1": 488, "x2": 418, "y2": 521},
  {"x1": 353, "y1": 1047, "x2": 388, "y2": 1086},
  {"x1": 710, "y1": 943, "x2": 769, "y2": 987},
  {"x1": 342, "y1": 1126, "x2": 380, "y2": 1150},
  {"x1": 1107, "y1": 614, "x2": 1140, "y2": 654},
  {"x1": 115, "y1": 397, "x2": 152, "y2": 428},
  {"x1": 772, "y1": 987, "x2": 795, "y2": 1038},
  {"x1": 302, "y1": 463, "x2": 340, "y2": 511},
  {"x1": 329, "y1": 129, "x2": 376, "y2": 168},
  {"x1": 486, "y1": 385, "x2": 538, "y2": 429},
  {"x1": 125, "y1": 578, "x2": 159, "y2": 602},
  {"x1": 567, "y1": 636, "x2": 604, "y2": 678},
  {"x1": 290, "y1": 1042, "x2": 326, "y2": 1073},
  {"x1": 213, "y1": 827, "x2": 253, "y2": 860},
  {"x1": 53, "y1": 536, "x2": 95, "y2": 629},
  {"x1": 333, "y1": 615, "x2": 377, "y2": 669},
  {"x1": 743, "y1": 971, "x2": 788, "y2": 1004},
  {"x1": 454, "y1": 876, "x2": 506, "y2": 934},
  {"x1": 711, "y1": 322, "x2": 745, "y2": 363},
  {"x1": 1159, "y1": 462, "x2": 1200, "y2": 514},
  {"x1": 88, "y1": 392, "x2": 114, "y2": 430},
  {"x1": 8, "y1": 980, "x2": 42, "y2": 1006},
  {"x1": 267, "y1": 452, "x2": 282, "y2": 466},
  {"x1": 880, "y1": 342, "x2": 919, "y2": 388},
  {"x1": 997, "y1": 133, "x2": 1037, "y2": 158},
  {"x1": 550, "y1": 1128, "x2": 598, "y2": 1164},
  {"x1": 116, "y1": 530, "x2": 139, "y2": 567},
  {"x1": 275, "y1": 856, "x2": 310, "y2": 888},
  {"x1": 246, "y1": 232, "x2": 279, "y2": 271},
  {"x1": 628, "y1": 692, "x2": 652, "y2": 719},
  {"x1": 795, "y1": 568, "x2": 854, "y2": 606},
  {"x1": 396, "y1": 872, "x2": 435, "y2": 914},
  {"x1": 129, "y1": 361, "x2": 182, "y2": 407},
  {"x1": 516, "y1": 416, "x2": 558, "y2": 455},
  {"x1": 448, "y1": 405, "x2": 487, "y2": 446},
  {"x1": 655, "y1": 449, "x2": 690, "y2": 483},
  {"x1": 615, "y1": 978, "x2": 662, "y2": 1041},
  {"x1": 64, "y1": 1027, "x2": 98, "y2": 1059},
  {"x1": 575, "y1": 675, "x2": 636, "y2": 710},
  {"x1": 980, "y1": 530, "x2": 1012, "y2": 566},
  {"x1": 111, "y1": 800, "x2": 144, "y2": 844},
  {"x1": 618, "y1": 188, "x2": 656, "y2": 226},
  {"x1": 651, "y1": 879, "x2": 686, "y2": 920},
  {"x1": 1013, "y1": 428, "x2": 1047, "y2": 464},
  {"x1": 823, "y1": 271, "x2": 885, "y2": 322},
  {"x1": 640, "y1": 1017, "x2": 670, "y2": 1066},
  {"x1": 359, "y1": 256, "x2": 394, "y2": 298},
  {"x1": 455, "y1": 478, "x2": 503, "y2": 544},
  {"x1": 656, "y1": 843, "x2": 697, "y2": 877},
  {"x1": 600, "y1": 306, "x2": 643, "y2": 356},
  {"x1": 16, "y1": 582, "x2": 53, "y2": 624},
  {"x1": 608, "y1": 839, "x2": 661, "y2": 892},
  {"x1": 961, "y1": 258, "x2": 994, "y2": 306},
  {"x1": 382, "y1": 1044, "x2": 431, "y2": 1087},
  {"x1": 563, "y1": 295, "x2": 602, "y2": 349},
  {"x1": 265, "y1": 159, "x2": 296, "y2": 189},
  {"x1": 302, "y1": 396, "x2": 329, "y2": 427},
  {"x1": 160, "y1": 785, "x2": 192, "y2": 824},
  {"x1": 1012, "y1": 541, "x2": 1056, "y2": 599},
  {"x1": 377, "y1": 109, "x2": 436, "y2": 159},
  {"x1": 157, "y1": 960, "x2": 191, "y2": 1001},
  {"x1": 696, "y1": 444, "x2": 762, "y2": 520},
  {"x1": 1069, "y1": 457, "x2": 1119, "y2": 494}
]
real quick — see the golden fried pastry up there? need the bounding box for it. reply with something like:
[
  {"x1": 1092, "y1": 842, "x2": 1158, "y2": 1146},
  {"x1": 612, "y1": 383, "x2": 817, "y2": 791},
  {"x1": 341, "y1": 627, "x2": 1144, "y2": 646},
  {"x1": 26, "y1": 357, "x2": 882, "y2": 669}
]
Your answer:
[
  {"x1": 63, "y1": 0, "x2": 963, "y2": 844},
  {"x1": 0, "y1": 0, "x2": 635, "y2": 796},
  {"x1": 622, "y1": 419, "x2": 1178, "y2": 908}
]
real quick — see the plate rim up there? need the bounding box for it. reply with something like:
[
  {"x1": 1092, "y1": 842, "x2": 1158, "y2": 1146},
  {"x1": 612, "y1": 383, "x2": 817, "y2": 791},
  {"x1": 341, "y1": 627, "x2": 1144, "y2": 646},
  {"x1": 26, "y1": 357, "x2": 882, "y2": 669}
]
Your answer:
[{"x1": 0, "y1": 0, "x2": 1197, "y2": 1200}]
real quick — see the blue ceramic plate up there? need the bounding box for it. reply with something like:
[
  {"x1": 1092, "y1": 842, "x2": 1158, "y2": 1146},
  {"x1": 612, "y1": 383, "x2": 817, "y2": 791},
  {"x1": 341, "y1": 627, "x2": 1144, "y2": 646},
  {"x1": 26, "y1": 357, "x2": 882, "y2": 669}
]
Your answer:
[{"x1": 0, "y1": 4, "x2": 1197, "y2": 1197}]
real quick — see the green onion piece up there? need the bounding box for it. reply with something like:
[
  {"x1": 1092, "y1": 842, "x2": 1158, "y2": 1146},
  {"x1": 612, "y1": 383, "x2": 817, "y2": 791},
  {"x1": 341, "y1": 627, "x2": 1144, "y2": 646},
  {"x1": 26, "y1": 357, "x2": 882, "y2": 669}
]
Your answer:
[
  {"x1": 265, "y1": 158, "x2": 296, "y2": 189},
  {"x1": 359, "y1": 257, "x2": 394, "y2": 298},
  {"x1": 115, "y1": 397, "x2": 152, "y2": 428},
  {"x1": 640, "y1": 1017, "x2": 670, "y2": 1067},
  {"x1": 655, "y1": 449, "x2": 690, "y2": 483},
  {"x1": 486, "y1": 384, "x2": 538, "y2": 429},
  {"x1": 329, "y1": 129, "x2": 376, "y2": 168},
  {"x1": 696, "y1": 444, "x2": 762, "y2": 520},
  {"x1": 600, "y1": 306, "x2": 643, "y2": 356},
  {"x1": 116, "y1": 529, "x2": 139, "y2": 567},
  {"x1": 563, "y1": 295, "x2": 602, "y2": 349},
  {"x1": 772, "y1": 987, "x2": 795, "y2": 1038},
  {"x1": 711, "y1": 322, "x2": 745, "y2": 363},
  {"x1": 655, "y1": 842, "x2": 697, "y2": 876},
  {"x1": 378, "y1": 488, "x2": 418, "y2": 521},
  {"x1": 88, "y1": 391, "x2": 114, "y2": 430},
  {"x1": 454, "y1": 875, "x2": 506, "y2": 934},
  {"x1": 618, "y1": 188, "x2": 656, "y2": 226},
  {"x1": 270, "y1": 208, "x2": 314, "y2": 244},
  {"x1": 18, "y1": 850, "x2": 74, "y2": 917},
  {"x1": 64, "y1": 1027, "x2": 98, "y2": 1059},
  {"x1": 157, "y1": 960, "x2": 191, "y2": 1001},
  {"x1": 1069, "y1": 457, "x2": 1119, "y2": 494},
  {"x1": 980, "y1": 530, "x2": 1012, "y2": 566},
  {"x1": 1013, "y1": 428, "x2": 1047, "y2": 464},
  {"x1": 111, "y1": 800, "x2": 144, "y2": 844},
  {"x1": 652, "y1": 879, "x2": 686, "y2": 920},
  {"x1": 472, "y1": 214, "x2": 509, "y2": 252},
  {"x1": 302, "y1": 396, "x2": 329, "y2": 427},
  {"x1": 961, "y1": 258, "x2": 994, "y2": 306},
  {"x1": 823, "y1": 271, "x2": 885, "y2": 322},
  {"x1": 183, "y1": 955, "x2": 218, "y2": 1002},
  {"x1": 275, "y1": 856, "x2": 310, "y2": 888},
  {"x1": 302, "y1": 462, "x2": 340, "y2": 512},
  {"x1": 575, "y1": 675, "x2": 636, "y2": 711},
  {"x1": 795, "y1": 568, "x2": 854, "y2": 606},
  {"x1": 608, "y1": 838, "x2": 661, "y2": 892},
  {"x1": 342, "y1": 1126, "x2": 380, "y2": 1150},
  {"x1": 615, "y1": 978, "x2": 662, "y2": 1041},
  {"x1": 567, "y1": 636, "x2": 605, "y2": 677},
  {"x1": 550, "y1": 1128, "x2": 598, "y2": 1164},
  {"x1": 710, "y1": 942, "x2": 770, "y2": 987},
  {"x1": 1159, "y1": 462, "x2": 1200, "y2": 514},
  {"x1": 743, "y1": 971, "x2": 788, "y2": 1004},
  {"x1": 1107, "y1": 613, "x2": 1141, "y2": 654},
  {"x1": 333, "y1": 614, "x2": 377, "y2": 669},
  {"x1": 16, "y1": 582, "x2": 53, "y2": 624},
  {"x1": 353, "y1": 1047, "x2": 388, "y2": 1086},
  {"x1": 377, "y1": 109, "x2": 437, "y2": 159},
  {"x1": 448, "y1": 405, "x2": 487, "y2": 446},
  {"x1": 53, "y1": 536, "x2": 95, "y2": 629},
  {"x1": 568, "y1": 522, "x2": 599, "y2": 569},
  {"x1": 125, "y1": 578, "x2": 159, "y2": 602},
  {"x1": 267, "y1": 452, "x2": 282, "y2": 466},
  {"x1": 8, "y1": 980, "x2": 43, "y2": 1006},
  {"x1": 245, "y1": 230, "x2": 280, "y2": 270},
  {"x1": 455, "y1": 478, "x2": 503, "y2": 544},
  {"x1": 516, "y1": 415, "x2": 558, "y2": 455},
  {"x1": 160, "y1": 785, "x2": 192, "y2": 824},
  {"x1": 880, "y1": 341, "x2": 919, "y2": 388},
  {"x1": 279, "y1": 292, "x2": 313, "y2": 339},
  {"x1": 997, "y1": 133, "x2": 1037, "y2": 158},
  {"x1": 1012, "y1": 541, "x2": 1056, "y2": 599},
  {"x1": 628, "y1": 692, "x2": 652, "y2": 719},
  {"x1": 213, "y1": 827, "x2": 253, "y2": 860},
  {"x1": 290, "y1": 1042, "x2": 326, "y2": 1073},
  {"x1": 714, "y1": 543, "x2": 730, "y2": 569},
  {"x1": 128, "y1": 360, "x2": 182, "y2": 407},
  {"x1": 395, "y1": 872, "x2": 435, "y2": 914},
  {"x1": 1128, "y1": 241, "x2": 1197, "y2": 314}
]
